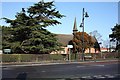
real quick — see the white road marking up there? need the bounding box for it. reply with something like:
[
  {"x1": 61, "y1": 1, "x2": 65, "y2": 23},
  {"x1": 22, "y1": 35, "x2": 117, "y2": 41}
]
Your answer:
[
  {"x1": 105, "y1": 75, "x2": 115, "y2": 78},
  {"x1": 92, "y1": 65, "x2": 105, "y2": 67},
  {"x1": 76, "y1": 66, "x2": 85, "y2": 68},
  {"x1": 81, "y1": 76, "x2": 92, "y2": 79},
  {"x1": 93, "y1": 75, "x2": 106, "y2": 79}
]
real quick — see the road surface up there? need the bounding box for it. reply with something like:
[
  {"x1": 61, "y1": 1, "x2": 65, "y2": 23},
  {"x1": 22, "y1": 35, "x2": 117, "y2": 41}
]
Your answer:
[{"x1": 1, "y1": 61, "x2": 120, "y2": 80}]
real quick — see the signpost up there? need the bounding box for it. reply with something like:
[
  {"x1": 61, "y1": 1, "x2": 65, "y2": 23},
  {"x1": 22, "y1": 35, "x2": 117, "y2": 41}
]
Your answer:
[{"x1": 67, "y1": 45, "x2": 73, "y2": 61}]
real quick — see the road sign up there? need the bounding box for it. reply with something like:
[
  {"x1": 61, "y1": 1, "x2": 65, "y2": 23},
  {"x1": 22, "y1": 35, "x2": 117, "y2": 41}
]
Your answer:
[
  {"x1": 3, "y1": 49, "x2": 11, "y2": 53},
  {"x1": 67, "y1": 45, "x2": 73, "y2": 48}
]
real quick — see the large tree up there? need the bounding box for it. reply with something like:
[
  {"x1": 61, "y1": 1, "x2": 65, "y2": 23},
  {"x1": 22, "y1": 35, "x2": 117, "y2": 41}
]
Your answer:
[
  {"x1": 93, "y1": 36, "x2": 101, "y2": 53},
  {"x1": 3, "y1": 1, "x2": 64, "y2": 54},
  {"x1": 109, "y1": 24, "x2": 120, "y2": 52},
  {"x1": 69, "y1": 32, "x2": 95, "y2": 53},
  {"x1": 2, "y1": 26, "x2": 12, "y2": 49}
]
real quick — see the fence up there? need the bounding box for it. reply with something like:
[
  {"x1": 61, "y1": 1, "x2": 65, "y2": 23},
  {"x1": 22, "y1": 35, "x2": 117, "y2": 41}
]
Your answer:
[{"x1": 0, "y1": 52, "x2": 119, "y2": 63}]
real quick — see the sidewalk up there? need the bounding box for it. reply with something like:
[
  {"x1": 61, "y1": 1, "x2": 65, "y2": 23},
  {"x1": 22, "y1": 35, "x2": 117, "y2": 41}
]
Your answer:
[{"x1": 1, "y1": 59, "x2": 119, "y2": 67}]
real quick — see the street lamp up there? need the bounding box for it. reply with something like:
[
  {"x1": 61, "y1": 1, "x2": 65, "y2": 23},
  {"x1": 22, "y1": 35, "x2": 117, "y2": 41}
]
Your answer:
[{"x1": 80, "y1": 8, "x2": 89, "y2": 61}]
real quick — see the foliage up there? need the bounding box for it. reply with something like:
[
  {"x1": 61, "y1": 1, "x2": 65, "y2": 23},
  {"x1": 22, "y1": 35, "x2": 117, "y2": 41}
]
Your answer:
[
  {"x1": 2, "y1": 26, "x2": 13, "y2": 49},
  {"x1": 93, "y1": 36, "x2": 101, "y2": 53},
  {"x1": 2, "y1": 1, "x2": 64, "y2": 54},
  {"x1": 69, "y1": 32, "x2": 95, "y2": 53},
  {"x1": 90, "y1": 30, "x2": 102, "y2": 42},
  {"x1": 0, "y1": 26, "x2": 2, "y2": 49},
  {"x1": 50, "y1": 54, "x2": 64, "y2": 60},
  {"x1": 109, "y1": 24, "x2": 120, "y2": 52}
]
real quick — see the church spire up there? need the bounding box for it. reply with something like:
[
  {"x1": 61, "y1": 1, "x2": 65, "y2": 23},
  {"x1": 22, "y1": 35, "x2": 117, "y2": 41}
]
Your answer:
[{"x1": 73, "y1": 17, "x2": 78, "y2": 34}]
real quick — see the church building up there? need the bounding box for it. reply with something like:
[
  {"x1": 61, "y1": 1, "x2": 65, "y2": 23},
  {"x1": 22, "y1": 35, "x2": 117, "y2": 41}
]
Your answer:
[{"x1": 51, "y1": 17, "x2": 100, "y2": 54}]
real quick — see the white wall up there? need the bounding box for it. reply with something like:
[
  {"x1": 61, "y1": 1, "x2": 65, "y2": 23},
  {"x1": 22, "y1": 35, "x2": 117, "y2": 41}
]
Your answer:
[{"x1": 0, "y1": 50, "x2": 3, "y2": 54}]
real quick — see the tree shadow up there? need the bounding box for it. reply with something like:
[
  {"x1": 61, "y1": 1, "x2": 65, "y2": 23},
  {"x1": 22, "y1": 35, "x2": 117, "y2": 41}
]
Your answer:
[
  {"x1": 16, "y1": 72, "x2": 27, "y2": 80},
  {"x1": 1, "y1": 72, "x2": 27, "y2": 80}
]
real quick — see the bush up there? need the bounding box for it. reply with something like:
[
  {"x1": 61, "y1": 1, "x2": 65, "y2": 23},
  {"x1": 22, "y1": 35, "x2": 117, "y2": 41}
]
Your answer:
[
  {"x1": 50, "y1": 54, "x2": 64, "y2": 60},
  {"x1": 1, "y1": 54, "x2": 65, "y2": 62},
  {"x1": 2, "y1": 54, "x2": 19, "y2": 62},
  {"x1": 20, "y1": 54, "x2": 37, "y2": 62}
]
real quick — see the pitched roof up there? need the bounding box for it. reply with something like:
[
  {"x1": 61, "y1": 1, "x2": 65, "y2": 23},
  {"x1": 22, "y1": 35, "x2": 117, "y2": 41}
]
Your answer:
[
  {"x1": 73, "y1": 17, "x2": 78, "y2": 33},
  {"x1": 56, "y1": 34, "x2": 97, "y2": 47},
  {"x1": 56, "y1": 34, "x2": 73, "y2": 46}
]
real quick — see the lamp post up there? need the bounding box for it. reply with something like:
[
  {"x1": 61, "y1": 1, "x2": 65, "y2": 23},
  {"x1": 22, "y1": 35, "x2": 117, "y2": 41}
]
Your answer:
[{"x1": 80, "y1": 8, "x2": 89, "y2": 61}]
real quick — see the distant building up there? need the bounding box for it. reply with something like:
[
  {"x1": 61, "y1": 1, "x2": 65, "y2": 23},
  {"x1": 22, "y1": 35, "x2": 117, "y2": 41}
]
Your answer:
[{"x1": 100, "y1": 48, "x2": 115, "y2": 52}]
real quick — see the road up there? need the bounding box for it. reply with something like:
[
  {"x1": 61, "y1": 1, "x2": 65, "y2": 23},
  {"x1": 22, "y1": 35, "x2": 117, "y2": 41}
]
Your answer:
[{"x1": 1, "y1": 61, "x2": 120, "y2": 80}]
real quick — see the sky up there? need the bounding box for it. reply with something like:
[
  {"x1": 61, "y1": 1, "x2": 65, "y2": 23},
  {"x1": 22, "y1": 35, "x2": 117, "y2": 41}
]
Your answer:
[{"x1": 0, "y1": 1, "x2": 119, "y2": 45}]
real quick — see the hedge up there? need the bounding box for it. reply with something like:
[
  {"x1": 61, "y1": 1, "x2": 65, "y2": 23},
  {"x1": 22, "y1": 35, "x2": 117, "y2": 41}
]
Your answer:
[
  {"x1": 1, "y1": 54, "x2": 65, "y2": 62},
  {"x1": 0, "y1": 52, "x2": 119, "y2": 63}
]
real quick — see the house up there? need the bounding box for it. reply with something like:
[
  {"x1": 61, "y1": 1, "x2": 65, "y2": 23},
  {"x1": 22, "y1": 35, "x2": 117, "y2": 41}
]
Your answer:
[
  {"x1": 85, "y1": 48, "x2": 99, "y2": 53},
  {"x1": 50, "y1": 47, "x2": 68, "y2": 54}
]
